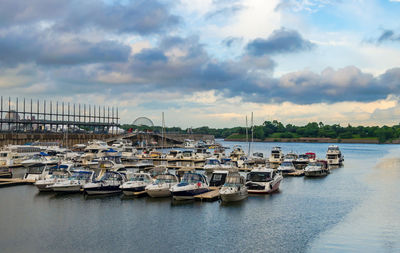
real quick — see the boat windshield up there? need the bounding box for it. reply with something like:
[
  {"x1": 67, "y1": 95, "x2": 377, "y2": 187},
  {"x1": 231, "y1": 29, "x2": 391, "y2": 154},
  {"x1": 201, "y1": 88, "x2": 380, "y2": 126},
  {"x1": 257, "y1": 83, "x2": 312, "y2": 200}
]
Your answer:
[
  {"x1": 27, "y1": 166, "x2": 45, "y2": 174},
  {"x1": 181, "y1": 173, "x2": 203, "y2": 184},
  {"x1": 308, "y1": 162, "x2": 319, "y2": 166},
  {"x1": 281, "y1": 161, "x2": 293, "y2": 166},
  {"x1": 155, "y1": 174, "x2": 177, "y2": 184},
  {"x1": 206, "y1": 159, "x2": 220, "y2": 165},
  {"x1": 299, "y1": 155, "x2": 308, "y2": 159},
  {"x1": 247, "y1": 172, "x2": 271, "y2": 182},
  {"x1": 131, "y1": 174, "x2": 151, "y2": 182},
  {"x1": 70, "y1": 172, "x2": 92, "y2": 180},
  {"x1": 224, "y1": 175, "x2": 241, "y2": 186}
]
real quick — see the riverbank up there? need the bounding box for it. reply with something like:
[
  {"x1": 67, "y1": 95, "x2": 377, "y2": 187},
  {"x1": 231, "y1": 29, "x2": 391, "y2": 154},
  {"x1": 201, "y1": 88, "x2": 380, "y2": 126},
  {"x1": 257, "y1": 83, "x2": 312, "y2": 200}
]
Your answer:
[{"x1": 224, "y1": 136, "x2": 400, "y2": 144}]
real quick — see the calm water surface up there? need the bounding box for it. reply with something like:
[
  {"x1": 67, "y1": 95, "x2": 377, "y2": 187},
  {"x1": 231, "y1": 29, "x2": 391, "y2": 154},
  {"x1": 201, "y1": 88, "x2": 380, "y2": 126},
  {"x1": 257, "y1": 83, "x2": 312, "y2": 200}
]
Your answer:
[{"x1": 1, "y1": 141, "x2": 399, "y2": 253}]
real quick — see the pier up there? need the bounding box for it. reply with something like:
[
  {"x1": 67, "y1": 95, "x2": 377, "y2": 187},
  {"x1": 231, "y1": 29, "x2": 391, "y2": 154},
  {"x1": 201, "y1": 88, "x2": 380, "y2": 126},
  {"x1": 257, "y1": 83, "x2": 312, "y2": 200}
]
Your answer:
[{"x1": 0, "y1": 178, "x2": 35, "y2": 188}]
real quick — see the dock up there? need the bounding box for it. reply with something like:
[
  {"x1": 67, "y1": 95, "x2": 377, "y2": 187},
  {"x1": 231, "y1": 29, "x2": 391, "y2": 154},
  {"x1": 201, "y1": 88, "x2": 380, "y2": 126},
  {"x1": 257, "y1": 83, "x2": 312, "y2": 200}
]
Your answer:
[
  {"x1": 0, "y1": 178, "x2": 35, "y2": 188},
  {"x1": 194, "y1": 189, "x2": 220, "y2": 201},
  {"x1": 286, "y1": 170, "x2": 305, "y2": 177}
]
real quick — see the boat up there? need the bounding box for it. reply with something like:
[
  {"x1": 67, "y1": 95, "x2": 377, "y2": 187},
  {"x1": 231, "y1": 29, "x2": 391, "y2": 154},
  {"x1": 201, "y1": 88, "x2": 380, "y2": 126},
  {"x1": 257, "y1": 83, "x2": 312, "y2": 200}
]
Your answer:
[
  {"x1": 145, "y1": 174, "x2": 179, "y2": 197},
  {"x1": 220, "y1": 172, "x2": 248, "y2": 202},
  {"x1": 283, "y1": 152, "x2": 298, "y2": 162},
  {"x1": 276, "y1": 160, "x2": 297, "y2": 175},
  {"x1": 269, "y1": 147, "x2": 283, "y2": 165},
  {"x1": 326, "y1": 145, "x2": 344, "y2": 166},
  {"x1": 50, "y1": 169, "x2": 95, "y2": 193},
  {"x1": 245, "y1": 166, "x2": 283, "y2": 194},
  {"x1": 209, "y1": 170, "x2": 229, "y2": 188},
  {"x1": 306, "y1": 152, "x2": 316, "y2": 162},
  {"x1": 305, "y1": 160, "x2": 330, "y2": 177},
  {"x1": 230, "y1": 145, "x2": 246, "y2": 161},
  {"x1": 23, "y1": 164, "x2": 47, "y2": 181},
  {"x1": 34, "y1": 163, "x2": 73, "y2": 191},
  {"x1": 0, "y1": 145, "x2": 41, "y2": 167},
  {"x1": 182, "y1": 150, "x2": 195, "y2": 160},
  {"x1": 83, "y1": 171, "x2": 126, "y2": 195},
  {"x1": 194, "y1": 148, "x2": 212, "y2": 159},
  {"x1": 166, "y1": 150, "x2": 184, "y2": 160},
  {"x1": 120, "y1": 172, "x2": 153, "y2": 196},
  {"x1": 293, "y1": 154, "x2": 310, "y2": 169},
  {"x1": 21, "y1": 152, "x2": 55, "y2": 167},
  {"x1": 204, "y1": 158, "x2": 222, "y2": 174},
  {"x1": 170, "y1": 172, "x2": 209, "y2": 200}
]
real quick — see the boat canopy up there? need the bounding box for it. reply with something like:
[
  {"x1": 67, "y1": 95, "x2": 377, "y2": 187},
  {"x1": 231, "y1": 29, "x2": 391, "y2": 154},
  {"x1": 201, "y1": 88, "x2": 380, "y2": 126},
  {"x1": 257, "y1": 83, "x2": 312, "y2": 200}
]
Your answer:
[{"x1": 246, "y1": 171, "x2": 272, "y2": 182}]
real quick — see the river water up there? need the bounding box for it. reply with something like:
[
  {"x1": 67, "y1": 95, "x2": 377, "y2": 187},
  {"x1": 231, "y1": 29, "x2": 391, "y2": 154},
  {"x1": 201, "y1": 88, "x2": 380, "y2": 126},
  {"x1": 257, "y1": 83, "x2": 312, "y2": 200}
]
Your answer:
[{"x1": 1, "y1": 141, "x2": 399, "y2": 253}]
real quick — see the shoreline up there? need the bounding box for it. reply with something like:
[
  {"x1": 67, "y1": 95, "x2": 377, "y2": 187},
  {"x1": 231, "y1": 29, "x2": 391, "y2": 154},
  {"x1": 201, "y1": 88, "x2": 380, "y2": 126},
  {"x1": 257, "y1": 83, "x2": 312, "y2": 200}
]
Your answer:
[{"x1": 223, "y1": 137, "x2": 400, "y2": 144}]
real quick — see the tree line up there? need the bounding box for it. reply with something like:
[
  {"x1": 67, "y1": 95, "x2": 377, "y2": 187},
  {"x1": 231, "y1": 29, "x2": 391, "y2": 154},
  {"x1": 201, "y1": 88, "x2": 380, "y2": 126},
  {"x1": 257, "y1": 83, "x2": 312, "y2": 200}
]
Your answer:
[{"x1": 121, "y1": 120, "x2": 400, "y2": 143}]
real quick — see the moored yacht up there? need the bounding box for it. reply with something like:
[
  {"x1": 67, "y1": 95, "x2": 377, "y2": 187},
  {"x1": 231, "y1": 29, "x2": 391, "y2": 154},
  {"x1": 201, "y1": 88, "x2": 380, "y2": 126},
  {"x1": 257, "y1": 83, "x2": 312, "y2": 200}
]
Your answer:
[
  {"x1": 220, "y1": 172, "x2": 248, "y2": 202},
  {"x1": 305, "y1": 160, "x2": 330, "y2": 177},
  {"x1": 50, "y1": 169, "x2": 95, "y2": 193},
  {"x1": 269, "y1": 147, "x2": 283, "y2": 165},
  {"x1": 246, "y1": 166, "x2": 283, "y2": 194},
  {"x1": 34, "y1": 163, "x2": 73, "y2": 191},
  {"x1": 145, "y1": 174, "x2": 179, "y2": 198},
  {"x1": 170, "y1": 172, "x2": 209, "y2": 200},
  {"x1": 326, "y1": 145, "x2": 344, "y2": 166},
  {"x1": 84, "y1": 171, "x2": 126, "y2": 195},
  {"x1": 277, "y1": 160, "x2": 296, "y2": 175},
  {"x1": 120, "y1": 172, "x2": 153, "y2": 196}
]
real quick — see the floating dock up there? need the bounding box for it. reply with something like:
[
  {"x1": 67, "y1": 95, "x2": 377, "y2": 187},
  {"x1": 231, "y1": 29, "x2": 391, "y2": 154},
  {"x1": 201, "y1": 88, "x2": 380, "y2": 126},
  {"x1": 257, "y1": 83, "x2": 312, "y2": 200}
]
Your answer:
[
  {"x1": 287, "y1": 170, "x2": 305, "y2": 177},
  {"x1": 0, "y1": 178, "x2": 35, "y2": 188},
  {"x1": 194, "y1": 189, "x2": 220, "y2": 201}
]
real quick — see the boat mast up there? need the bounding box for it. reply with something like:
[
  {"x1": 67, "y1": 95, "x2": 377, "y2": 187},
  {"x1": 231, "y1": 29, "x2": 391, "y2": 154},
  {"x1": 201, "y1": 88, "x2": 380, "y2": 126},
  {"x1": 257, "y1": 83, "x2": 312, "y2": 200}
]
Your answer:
[
  {"x1": 245, "y1": 115, "x2": 249, "y2": 156},
  {"x1": 251, "y1": 112, "x2": 254, "y2": 156},
  {"x1": 161, "y1": 112, "x2": 165, "y2": 151}
]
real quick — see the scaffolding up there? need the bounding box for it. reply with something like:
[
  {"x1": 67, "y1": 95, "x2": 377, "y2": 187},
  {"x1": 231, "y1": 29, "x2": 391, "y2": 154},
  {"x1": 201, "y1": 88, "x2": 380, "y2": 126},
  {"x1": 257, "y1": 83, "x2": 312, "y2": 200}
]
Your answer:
[{"x1": 0, "y1": 96, "x2": 120, "y2": 134}]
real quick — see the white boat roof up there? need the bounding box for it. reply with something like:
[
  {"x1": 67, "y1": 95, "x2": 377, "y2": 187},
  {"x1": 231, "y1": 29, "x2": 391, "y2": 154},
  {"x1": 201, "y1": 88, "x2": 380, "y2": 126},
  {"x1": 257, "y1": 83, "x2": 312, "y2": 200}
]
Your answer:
[
  {"x1": 212, "y1": 170, "x2": 230, "y2": 174},
  {"x1": 250, "y1": 166, "x2": 274, "y2": 173}
]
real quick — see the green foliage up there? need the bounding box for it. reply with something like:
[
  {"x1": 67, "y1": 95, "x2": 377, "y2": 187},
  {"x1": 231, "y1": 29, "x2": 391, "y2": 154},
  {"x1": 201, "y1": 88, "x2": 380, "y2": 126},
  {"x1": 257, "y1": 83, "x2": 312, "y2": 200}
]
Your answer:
[{"x1": 121, "y1": 120, "x2": 400, "y2": 143}]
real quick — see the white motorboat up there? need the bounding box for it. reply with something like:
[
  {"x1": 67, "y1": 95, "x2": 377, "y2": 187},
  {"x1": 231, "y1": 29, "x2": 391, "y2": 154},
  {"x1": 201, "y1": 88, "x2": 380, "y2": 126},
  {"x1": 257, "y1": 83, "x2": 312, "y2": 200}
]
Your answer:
[
  {"x1": 166, "y1": 150, "x2": 184, "y2": 160},
  {"x1": 120, "y1": 172, "x2": 153, "y2": 196},
  {"x1": 326, "y1": 145, "x2": 344, "y2": 166},
  {"x1": 283, "y1": 152, "x2": 298, "y2": 163},
  {"x1": 23, "y1": 164, "x2": 47, "y2": 181},
  {"x1": 293, "y1": 154, "x2": 310, "y2": 169},
  {"x1": 83, "y1": 171, "x2": 126, "y2": 195},
  {"x1": 269, "y1": 147, "x2": 283, "y2": 165},
  {"x1": 220, "y1": 173, "x2": 248, "y2": 202},
  {"x1": 145, "y1": 174, "x2": 179, "y2": 198},
  {"x1": 34, "y1": 163, "x2": 73, "y2": 192},
  {"x1": 21, "y1": 153, "x2": 50, "y2": 167},
  {"x1": 50, "y1": 169, "x2": 95, "y2": 193},
  {"x1": 305, "y1": 160, "x2": 330, "y2": 177},
  {"x1": 230, "y1": 145, "x2": 246, "y2": 162},
  {"x1": 194, "y1": 148, "x2": 212, "y2": 159},
  {"x1": 0, "y1": 145, "x2": 41, "y2": 167},
  {"x1": 170, "y1": 172, "x2": 209, "y2": 200},
  {"x1": 277, "y1": 160, "x2": 296, "y2": 175},
  {"x1": 204, "y1": 158, "x2": 222, "y2": 174},
  {"x1": 246, "y1": 166, "x2": 283, "y2": 194}
]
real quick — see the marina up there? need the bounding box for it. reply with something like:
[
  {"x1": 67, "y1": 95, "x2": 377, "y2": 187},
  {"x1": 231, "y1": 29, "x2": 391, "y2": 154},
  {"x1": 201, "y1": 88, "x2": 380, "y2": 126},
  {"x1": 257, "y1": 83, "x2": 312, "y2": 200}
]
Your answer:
[{"x1": 1, "y1": 141, "x2": 399, "y2": 252}]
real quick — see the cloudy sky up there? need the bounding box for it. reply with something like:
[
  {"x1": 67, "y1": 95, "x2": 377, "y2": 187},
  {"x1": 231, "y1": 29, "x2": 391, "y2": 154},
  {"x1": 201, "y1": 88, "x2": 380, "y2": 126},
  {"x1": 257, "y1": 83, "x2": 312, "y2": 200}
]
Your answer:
[{"x1": 1, "y1": 0, "x2": 400, "y2": 127}]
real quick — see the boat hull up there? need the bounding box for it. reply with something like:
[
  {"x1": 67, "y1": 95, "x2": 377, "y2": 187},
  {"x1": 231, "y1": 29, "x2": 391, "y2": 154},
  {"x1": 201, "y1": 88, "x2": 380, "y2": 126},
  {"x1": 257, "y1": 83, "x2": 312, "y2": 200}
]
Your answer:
[
  {"x1": 35, "y1": 183, "x2": 54, "y2": 192},
  {"x1": 220, "y1": 191, "x2": 248, "y2": 202},
  {"x1": 52, "y1": 185, "x2": 82, "y2": 193},
  {"x1": 305, "y1": 171, "x2": 328, "y2": 177},
  {"x1": 84, "y1": 186, "x2": 122, "y2": 195},
  {"x1": 146, "y1": 188, "x2": 171, "y2": 198},
  {"x1": 247, "y1": 180, "x2": 282, "y2": 194},
  {"x1": 121, "y1": 186, "x2": 146, "y2": 196},
  {"x1": 171, "y1": 188, "x2": 209, "y2": 200}
]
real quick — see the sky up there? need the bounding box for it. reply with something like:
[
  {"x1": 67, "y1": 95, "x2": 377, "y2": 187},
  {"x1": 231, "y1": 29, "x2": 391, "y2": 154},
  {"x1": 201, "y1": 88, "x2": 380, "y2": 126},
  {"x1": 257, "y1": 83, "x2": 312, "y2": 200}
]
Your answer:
[{"x1": 1, "y1": 0, "x2": 400, "y2": 128}]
